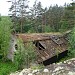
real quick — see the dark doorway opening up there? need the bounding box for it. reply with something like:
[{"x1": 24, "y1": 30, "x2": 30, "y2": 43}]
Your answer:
[{"x1": 43, "y1": 50, "x2": 68, "y2": 66}]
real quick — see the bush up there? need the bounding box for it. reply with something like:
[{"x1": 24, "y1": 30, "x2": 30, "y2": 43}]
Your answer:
[
  {"x1": 68, "y1": 27, "x2": 75, "y2": 57},
  {"x1": 0, "y1": 60, "x2": 17, "y2": 75},
  {"x1": 44, "y1": 25, "x2": 53, "y2": 32},
  {"x1": 14, "y1": 38, "x2": 36, "y2": 70},
  {"x1": 59, "y1": 21, "x2": 69, "y2": 32},
  {"x1": 0, "y1": 16, "x2": 12, "y2": 61}
]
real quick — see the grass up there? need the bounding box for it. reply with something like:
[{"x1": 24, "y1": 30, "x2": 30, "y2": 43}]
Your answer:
[
  {"x1": 58, "y1": 55, "x2": 72, "y2": 63},
  {"x1": 31, "y1": 64, "x2": 45, "y2": 70},
  {"x1": 0, "y1": 60, "x2": 18, "y2": 75}
]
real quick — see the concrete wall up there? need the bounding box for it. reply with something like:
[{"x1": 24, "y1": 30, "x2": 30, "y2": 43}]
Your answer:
[{"x1": 7, "y1": 35, "x2": 17, "y2": 61}]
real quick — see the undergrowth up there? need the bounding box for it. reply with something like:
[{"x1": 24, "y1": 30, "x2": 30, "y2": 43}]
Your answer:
[{"x1": 0, "y1": 60, "x2": 18, "y2": 75}]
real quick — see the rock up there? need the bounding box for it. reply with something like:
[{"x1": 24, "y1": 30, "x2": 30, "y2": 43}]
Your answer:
[
  {"x1": 68, "y1": 71, "x2": 74, "y2": 75},
  {"x1": 32, "y1": 69, "x2": 39, "y2": 74},
  {"x1": 53, "y1": 63, "x2": 55, "y2": 65},
  {"x1": 43, "y1": 69, "x2": 49, "y2": 75},
  {"x1": 19, "y1": 68, "x2": 31, "y2": 75},
  {"x1": 53, "y1": 67, "x2": 63, "y2": 72},
  {"x1": 57, "y1": 62, "x2": 62, "y2": 65},
  {"x1": 10, "y1": 72, "x2": 20, "y2": 75},
  {"x1": 10, "y1": 58, "x2": 75, "y2": 75},
  {"x1": 28, "y1": 73, "x2": 33, "y2": 75},
  {"x1": 43, "y1": 68, "x2": 49, "y2": 72},
  {"x1": 68, "y1": 62, "x2": 71, "y2": 64},
  {"x1": 64, "y1": 61, "x2": 66, "y2": 63},
  {"x1": 70, "y1": 58, "x2": 75, "y2": 61}
]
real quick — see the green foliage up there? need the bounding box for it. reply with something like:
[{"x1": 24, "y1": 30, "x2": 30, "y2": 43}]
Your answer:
[
  {"x1": 60, "y1": 2, "x2": 75, "y2": 31},
  {"x1": 59, "y1": 21, "x2": 69, "y2": 32},
  {"x1": 9, "y1": 1, "x2": 75, "y2": 33},
  {"x1": 0, "y1": 16, "x2": 12, "y2": 61},
  {"x1": 0, "y1": 15, "x2": 1, "y2": 21},
  {"x1": 9, "y1": 0, "x2": 29, "y2": 33},
  {"x1": 14, "y1": 38, "x2": 36, "y2": 69},
  {"x1": 68, "y1": 27, "x2": 75, "y2": 57},
  {"x1": 31, "y1": 64, "x2": 44, "y2": 70},
  {"x1": 0, "y1": 60, "x2": 17, "y2": 75},
  {"x1": 9, "y1": 1, "x2": 65, "y2": 33},
  {"x1": 57, "y1": 55, "x2": 71, "y2": 63},
  {"x1": 44, "y1": 25, "x2": 53, "y2": 32}
]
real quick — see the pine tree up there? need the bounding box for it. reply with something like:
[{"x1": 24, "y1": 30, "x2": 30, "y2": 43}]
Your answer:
[{"x1": 9, "y1": 0, "x2": 29, "y2": 33}]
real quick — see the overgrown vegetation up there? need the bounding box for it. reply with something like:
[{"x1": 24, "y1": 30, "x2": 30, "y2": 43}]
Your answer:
[
  {"x1": 0, "y1": 16, "x2": 17, "y2": 75},
  {"x1": 0, "y1": 60, "x2": 17, "y2": 75},
  {"x1": 0, "y1": 16, "x2": 12, "y2": 61},
  {"x1": 0, "y1": 0, "x2": 75, "y2": 75},
  {"x1": 9, "y1": 0, "x2": 75, "y2": 33},
  {"x1": 14, "y1": 38, "x2": 36, "y2": 70},
  {"x1": 68, "y1": 27, "x2": 75, "y2": 57}
]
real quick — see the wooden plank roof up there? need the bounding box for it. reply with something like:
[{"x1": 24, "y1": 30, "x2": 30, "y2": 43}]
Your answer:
[
  {"x1": 16, "y1": 30, "x2": 71, "y2": 42},
  {"x1": 15, "y1": 31, "x2": 71, "y2": 63},
  {"x1": 16, "y1": 32, "x2": 64, "y2": 42}
]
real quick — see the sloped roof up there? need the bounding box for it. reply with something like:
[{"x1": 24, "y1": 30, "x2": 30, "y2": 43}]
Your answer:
[
  {"x1": 16, "y1": 30, "x2": 71, "y2": 42},
  {"x1": 16, "y1": 32, "x2": 64, "y2": 42},
  {"x1": 16, "y1": 31, "x2": 70, "y2": 63}
]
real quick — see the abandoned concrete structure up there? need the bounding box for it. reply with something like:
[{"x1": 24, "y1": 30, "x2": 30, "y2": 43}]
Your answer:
[
  {"x1": 16, "y1": 31, "x2": 70, "y2": 65},
  {"x1": 7, "y1": 34, "x2": 17, "y2": 61}
]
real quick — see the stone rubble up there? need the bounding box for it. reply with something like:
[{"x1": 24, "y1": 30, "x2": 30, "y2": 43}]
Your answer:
[{"x1": 10, "y1": 58, "x2": 75, "y2": 75}]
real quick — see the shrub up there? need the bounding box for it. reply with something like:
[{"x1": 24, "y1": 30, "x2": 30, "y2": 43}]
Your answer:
[
  {"x1": 44, "y1": 25, "x2": 53, "y2": 32},
  {"x1": 0, "y1": 60, "x2": 17, "y2": 75},
  {"x1": 14, "y1": 38, "x2": 36, "y2": 70},
  {"x1": 68, "y1": 27, "x2": 75, "y2": 57},
  {"x1": 0, "y1": 16, "x2": 12, "y2": 61}
]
